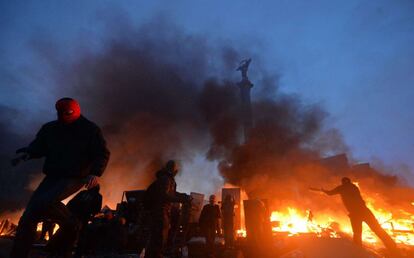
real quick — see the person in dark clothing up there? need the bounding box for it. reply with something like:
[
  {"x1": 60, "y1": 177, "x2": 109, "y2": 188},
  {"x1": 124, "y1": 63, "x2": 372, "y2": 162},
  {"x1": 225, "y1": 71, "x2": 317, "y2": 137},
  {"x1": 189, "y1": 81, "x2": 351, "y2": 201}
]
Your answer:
[
  {"x1": 166, "y1": 202, "x2": 181, "y2": 254},
  {"x1": 88, "y1": 211, "x2": 128, "y2": 254},
  {"x1": 221, "y1": 194, "x2": 235, "y2": 248},
  {"x1": 110, "y1": 216, "x2": 129, "y2": 253},
  {"x1": 10, "y1": 98, "x2": 110, "y2": 258},
  {"x1": 199, "y1": 195, "x2": 221, "y2": 257},
  {"x1": 322, "y1": 177, "x2": 397, "y2": 253},
  {"x1": 48, "y1": 184, "x2": 102, "y2": 256},
  {"x1": 80, "y1": 209, "x2": 115, "y2": 255},
  {"x1": 144, "y1": 160, "x2": 191, "y2": 258},
  {"x1": 67, "y1": 184, "x2": 103, "y2": 224}
]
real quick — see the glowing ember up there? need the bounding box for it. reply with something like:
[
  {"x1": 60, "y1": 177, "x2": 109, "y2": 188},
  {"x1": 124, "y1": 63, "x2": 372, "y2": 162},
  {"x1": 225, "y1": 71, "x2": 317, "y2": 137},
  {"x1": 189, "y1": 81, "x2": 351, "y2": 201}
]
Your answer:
[
  {"x1": 236, "y1": 229, "x2": 247, "y2": 238},
  {"x1": 36, "y1": 222, "x2": 43, "y2": 232},
  {"x1": 36, "y1": 222, "x2": 60, "y2": 241}
]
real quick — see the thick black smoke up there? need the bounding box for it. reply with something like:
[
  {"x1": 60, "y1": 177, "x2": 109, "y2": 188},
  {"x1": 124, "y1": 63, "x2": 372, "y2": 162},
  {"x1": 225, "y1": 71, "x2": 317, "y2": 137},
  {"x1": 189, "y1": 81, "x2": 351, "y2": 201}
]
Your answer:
[
  {"x1": 0, "y1": 105, "x2": 43, "y2": 214},
  {"x1": 52, "y1": 21, "x2": 249, "y2": 206},
  {"x1": 2, "y1": 17, "x2": 413, "y2": 217},
  {"x1": 48, "y1": 19, "x2": 350, "y2": 208}
]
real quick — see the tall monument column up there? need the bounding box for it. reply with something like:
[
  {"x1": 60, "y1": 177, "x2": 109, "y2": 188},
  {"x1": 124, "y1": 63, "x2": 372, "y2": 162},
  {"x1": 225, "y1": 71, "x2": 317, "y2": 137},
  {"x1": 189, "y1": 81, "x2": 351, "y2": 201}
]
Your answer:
[{"x1": 237, "y1": 58, "x2": 253, "y2": 142}]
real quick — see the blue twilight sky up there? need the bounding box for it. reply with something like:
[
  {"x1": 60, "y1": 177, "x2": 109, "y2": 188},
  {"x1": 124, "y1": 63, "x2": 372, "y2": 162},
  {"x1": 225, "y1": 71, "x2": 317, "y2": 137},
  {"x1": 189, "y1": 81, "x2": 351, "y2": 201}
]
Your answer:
[{"x1": 1, "y1": 0, "x2": 414, "y2": 183}]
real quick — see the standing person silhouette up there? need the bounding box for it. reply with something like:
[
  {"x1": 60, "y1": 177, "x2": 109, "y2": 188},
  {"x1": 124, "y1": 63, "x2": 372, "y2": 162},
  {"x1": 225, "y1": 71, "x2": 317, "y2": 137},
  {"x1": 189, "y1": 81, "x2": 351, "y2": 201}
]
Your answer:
[
  {"x1": 322, "y1": 177, "x2": 398, "y2": 254},
  {"x1": 144, "y1": 160, "x2": 190, "y2": 258},
  {"x1": 199, "y1": 194, "x2": 222, "y2": 258}
]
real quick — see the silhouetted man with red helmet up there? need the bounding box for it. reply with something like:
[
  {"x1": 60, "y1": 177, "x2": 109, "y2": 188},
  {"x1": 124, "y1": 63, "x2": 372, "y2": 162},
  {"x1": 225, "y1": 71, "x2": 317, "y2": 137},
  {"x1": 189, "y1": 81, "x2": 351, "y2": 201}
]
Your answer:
[
  {"x1": 322, "y1": 177, "x2": 397, "y2": 254},
  {"x1": 10, "y1": 98, "x2": 110, "y2": 258}
]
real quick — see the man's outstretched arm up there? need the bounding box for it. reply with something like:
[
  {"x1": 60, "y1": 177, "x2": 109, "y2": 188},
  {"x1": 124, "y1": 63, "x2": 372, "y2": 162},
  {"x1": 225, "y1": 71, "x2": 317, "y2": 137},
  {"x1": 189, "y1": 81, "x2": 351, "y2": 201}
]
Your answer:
[
  {"x1": 12, "y1": 125, "x2": 47, "y2": 166},
  {"x1": 322, "y1": 186, "x2": 342, "y2": 196}
]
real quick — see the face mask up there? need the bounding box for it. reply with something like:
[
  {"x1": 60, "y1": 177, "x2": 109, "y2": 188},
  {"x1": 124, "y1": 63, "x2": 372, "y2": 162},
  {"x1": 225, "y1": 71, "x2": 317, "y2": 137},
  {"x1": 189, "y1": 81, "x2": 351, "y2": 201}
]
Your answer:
[{"x1": 55, "y1": 98, "x2": 81, "y2": 124}]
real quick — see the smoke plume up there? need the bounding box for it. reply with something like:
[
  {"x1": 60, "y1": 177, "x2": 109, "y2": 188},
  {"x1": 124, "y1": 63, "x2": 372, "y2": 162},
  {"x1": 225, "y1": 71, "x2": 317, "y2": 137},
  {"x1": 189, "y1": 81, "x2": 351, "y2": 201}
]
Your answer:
[
  {"x1": 1, "y1": 17, "x2": 413, "y2": 223},
  {"x1": 0, "y1": 105, "x2": 43, "y2": 214}
]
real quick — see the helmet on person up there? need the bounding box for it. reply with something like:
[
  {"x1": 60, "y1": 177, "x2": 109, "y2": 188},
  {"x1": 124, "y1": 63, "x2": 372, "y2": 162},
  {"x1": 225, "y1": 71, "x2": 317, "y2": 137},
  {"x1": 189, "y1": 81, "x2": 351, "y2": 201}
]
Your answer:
[
  {"x1": 165, "y1": 160, "x2": 180, "y2": 176},
  {"x1": 55, "y1": 97, "x2": 81, "y2": 124}
]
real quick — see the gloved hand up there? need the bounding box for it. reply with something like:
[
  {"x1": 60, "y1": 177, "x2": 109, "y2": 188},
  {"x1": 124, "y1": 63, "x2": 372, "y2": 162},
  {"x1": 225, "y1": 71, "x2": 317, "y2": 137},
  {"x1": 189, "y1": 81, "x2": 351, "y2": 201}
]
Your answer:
[
  {"x1": 11, "y1": 147, "x2": 30, "y2": 166},
  {"x1": 16, "y1": 147, "x2": 29, "y2": 154}
]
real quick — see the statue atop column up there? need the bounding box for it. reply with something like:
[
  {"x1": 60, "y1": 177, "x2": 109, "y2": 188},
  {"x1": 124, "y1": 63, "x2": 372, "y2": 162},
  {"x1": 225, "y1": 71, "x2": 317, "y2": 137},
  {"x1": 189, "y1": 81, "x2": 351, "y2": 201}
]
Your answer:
[
  {"x1": 236, "y1": 58, "x2": 253, "y2": 142},
  {"x1": 236, "y1": 58, "x2": 252, "y2": 81}
]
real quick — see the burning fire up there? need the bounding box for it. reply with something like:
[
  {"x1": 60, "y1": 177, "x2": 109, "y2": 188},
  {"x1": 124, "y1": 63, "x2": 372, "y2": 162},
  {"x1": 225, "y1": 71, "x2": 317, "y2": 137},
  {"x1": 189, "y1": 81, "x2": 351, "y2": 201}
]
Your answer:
[
  {"x1": 236, "y1": 229, "x2": 247, "y2": 238},
  {"x1": 234, "y1": 182, "x2": 414, "y2": 250},
  {"x1": 271, "y1": 208, "x2": 329, "y2": 236},
  {"x1": 265, "y1": 204, "x2": 414, "y2": 247},
  {"x1": 35, "y1": 222, "x2": 59, "y2": 241}
]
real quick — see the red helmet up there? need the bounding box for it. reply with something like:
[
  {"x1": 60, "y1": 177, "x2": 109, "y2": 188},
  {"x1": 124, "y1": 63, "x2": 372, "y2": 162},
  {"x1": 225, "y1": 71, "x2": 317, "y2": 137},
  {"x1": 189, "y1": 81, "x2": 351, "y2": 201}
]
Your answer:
[{"x1": 55, "y1": 98, "x2": 81, "y2": 124}]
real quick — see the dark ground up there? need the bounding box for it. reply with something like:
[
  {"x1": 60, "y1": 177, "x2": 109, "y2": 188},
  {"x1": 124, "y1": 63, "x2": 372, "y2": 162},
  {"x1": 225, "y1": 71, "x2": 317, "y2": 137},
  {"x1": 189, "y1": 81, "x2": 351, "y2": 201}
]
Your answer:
[{"x1": 1, "y1": 235, "x2": 413, "y2": 258}]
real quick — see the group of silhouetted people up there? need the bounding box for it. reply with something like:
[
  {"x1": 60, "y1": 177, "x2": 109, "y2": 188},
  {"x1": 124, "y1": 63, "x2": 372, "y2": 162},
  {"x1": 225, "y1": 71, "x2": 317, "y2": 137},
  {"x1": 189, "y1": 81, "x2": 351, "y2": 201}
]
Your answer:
[{"x1": 9, "y1": 97, "x2": 401, "y2": 258}]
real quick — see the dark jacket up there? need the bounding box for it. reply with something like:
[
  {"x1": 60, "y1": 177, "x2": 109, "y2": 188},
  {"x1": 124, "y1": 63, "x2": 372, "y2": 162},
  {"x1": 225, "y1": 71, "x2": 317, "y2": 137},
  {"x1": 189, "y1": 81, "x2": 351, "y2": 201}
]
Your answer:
[
  {"x1": 145, "y1": 170, "x2": 187, "y2": 212},
  {"x1": 27, "y1": 116, "x2": 110, "y2": 178},
  {"x1": 199, "y1": 204, "x2": 221, "y2": 230},
  {"x1": 324, "y1": 182, "x2": 367, "y2": 214}
]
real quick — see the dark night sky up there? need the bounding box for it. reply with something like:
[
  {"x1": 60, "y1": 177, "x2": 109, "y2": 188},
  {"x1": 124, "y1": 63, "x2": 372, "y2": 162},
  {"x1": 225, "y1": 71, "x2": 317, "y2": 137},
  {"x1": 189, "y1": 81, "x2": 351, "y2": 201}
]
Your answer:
[{"x1": 1, "y1": 0, "x2": 414, "y2": 188}]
